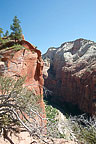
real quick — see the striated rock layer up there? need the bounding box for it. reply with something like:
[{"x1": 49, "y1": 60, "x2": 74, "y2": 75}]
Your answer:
[
  {"x1": 43, "y1": 38, "x2": 96, "y2": 115},
  {"x1": 0, "y1": 40, "x2": 46, "y2": 120}
]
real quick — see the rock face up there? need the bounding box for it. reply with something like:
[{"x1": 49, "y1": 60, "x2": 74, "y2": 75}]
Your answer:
[
  {"x1": 0, "y1": 40, "x2": 46, "y2": 119},
  {"x1": 43, "y1": 38, "x2": 96, "y2": 115},
  {"x1": 0, "y1": 130, "x2": 78, "y2": 144}
]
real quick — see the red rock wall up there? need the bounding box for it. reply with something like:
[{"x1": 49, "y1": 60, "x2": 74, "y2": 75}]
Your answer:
[
  {"x1": 44, "y1": 69, "x2": 96, "y2": 116},
  {"x1": 61, "y1": 71, "x2": 96, "y2": 115},
  {"x1": 0, "y1": 40, "x2": 46, "y2": 125}
]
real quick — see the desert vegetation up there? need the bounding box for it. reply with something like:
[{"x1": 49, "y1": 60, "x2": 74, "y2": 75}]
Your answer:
[
  {"x1": 0, "y1": 76, "x2": 48, "y2": 143},
  {"x1": 44, "y1": 90, "x2": 96, "y2": 144},
  {"x1": 0, "y1": 76, "x2": 96, "y2": 144},
  {"x1": 69, "y1": 114, "x2": 96, "y2": 144},
  {"x1": 0, "y1": 16, "x2": 22, "y2": 44},
  {"x1": 44, "y1": 98, "x2": 96, "y2": 144}
]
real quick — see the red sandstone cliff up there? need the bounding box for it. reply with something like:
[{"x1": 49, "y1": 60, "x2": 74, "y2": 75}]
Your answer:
[
  {"x1": 0, "y1": 40, "x2": 46, "y2": 119},
  {"x1": 43, "y1": 38, "x2": 96, "y2": 116}
]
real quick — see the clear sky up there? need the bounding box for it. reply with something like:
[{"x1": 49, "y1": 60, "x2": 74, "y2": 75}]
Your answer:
[{"x1": 0, "y1": 0, "x2": 96, "y2": 54}]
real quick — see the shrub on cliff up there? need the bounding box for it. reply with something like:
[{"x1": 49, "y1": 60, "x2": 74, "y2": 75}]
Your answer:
[
  {"x1": 69, "y1": 114, "x2": 96, "y2": 144},
  {"x1": 45, "y1": 102, "x2": 59, "y2": 138},
  {"x1": 0, "y1": 76, "x2": 46, "y2": 141}
]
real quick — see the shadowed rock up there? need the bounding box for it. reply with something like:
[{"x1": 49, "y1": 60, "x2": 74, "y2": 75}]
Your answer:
[{"x1": 43, "y1": 38, "x2": 96, "y2": 116}]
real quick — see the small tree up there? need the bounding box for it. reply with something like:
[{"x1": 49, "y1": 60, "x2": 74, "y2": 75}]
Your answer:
[
  {"x1": 0, "y1": 28, "x2": 3, "y2": 37},
  {"x1": 3, "y1": 30, "x2": 9, "y2": 37},
  {"x1": 10, "y1": 16, "x2": 22, "y2": 42},
  {"x1": 0, "y1": 28, "x2": 3, "y2": 43}
]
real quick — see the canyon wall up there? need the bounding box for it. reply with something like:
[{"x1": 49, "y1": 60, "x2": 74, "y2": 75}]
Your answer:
[
  {"x1": 43, "y1": 38, "x2": 96, "y2": 115},
  {"x1": 0, "y1": 40, "x2": 46, "y2": 119}
]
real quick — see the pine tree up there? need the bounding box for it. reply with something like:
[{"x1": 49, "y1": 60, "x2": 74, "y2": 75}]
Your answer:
[{"x1": 10, "y1": 16, "x2": 22, "y2": 42}]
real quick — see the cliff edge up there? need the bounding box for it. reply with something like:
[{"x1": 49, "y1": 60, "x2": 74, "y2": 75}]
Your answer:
[{"x1": 0, "y1": 39, "x2": 46, "y2": 120}]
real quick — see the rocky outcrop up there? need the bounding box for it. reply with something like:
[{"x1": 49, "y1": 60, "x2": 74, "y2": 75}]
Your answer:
[
  {"x1": 43, "y1": 38, "x2": 96, "y2": 115},
  {"x1": 0, "y1": 40, "x2": 46, "y2": 120},
  {"x1": 0, "y1": 130, "x2": 78, "y2": 144},
  {"x1": 0, "y1": 40, "x2": 44, "y2": 95},
  {"x1": 19, "y1": 40, "x2": 44, "y2": 96}
]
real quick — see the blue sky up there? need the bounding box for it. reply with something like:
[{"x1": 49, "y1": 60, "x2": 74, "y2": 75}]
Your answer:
[{"x1": 0, "y1": 0, "x2": 96, "y2": 53}]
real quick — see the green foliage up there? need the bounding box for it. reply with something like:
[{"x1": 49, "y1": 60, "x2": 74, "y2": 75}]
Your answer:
[
  {"x1": 1, "y1": 38, "x2": 10, "y2": 45},
  {"x1": 0, "y1": 76, "x2": 41, "y2": 134},
  {"x1": 0, "y1": 38, "x2": 3, "y2": 44},
  {"x1": 45, "y1": 102, "x2": 68, "y2": 139},
  {"x1": 0, "y1": 16, "x2": 23, "y2": 45},
  {"x1": 10, "y1": 16, "x2": 22, "y2": 42},
  {"x1": 45, "y1": 99, "x2": 96, "y2": 142},
  {"x1": 72, "y1": 123, "x2": 96, "y2": 143},
  {"x1": 10, "y1": 44, "x2": 24, "y2": 51},
  {"x1": 9, "y1": 44, "x2": 31, "y2": 52},
  {"x1": 0, "y1": 43, "x2": 24, "y2": 55},
  {"x1": 81, "y1": 127, "x2": 96, "y2": 144},
  {"x1": 70, "y1": 115, "x2": 96, "y2": 144},
  {"x1": 0, "y1": 29, "x2": 10, "y2": 45},
  {"x1": 3, "y1": 30, "x2": 9, "y2": 37},
  {"x1": 45, "y1": 101, "x2": 58, "y2": 123},
  {"x1": 0, "y1": 76, "x2": 40, "y2": 110},
  {"x1": 0, "y1": 28, "x2": 3, "y2": 38},
  {"x1": 45, "y1": 101, "x2": 62, "y2": 138},
  {"x1": 0, "y1": 28, "x2": 3, "y2": 43}
]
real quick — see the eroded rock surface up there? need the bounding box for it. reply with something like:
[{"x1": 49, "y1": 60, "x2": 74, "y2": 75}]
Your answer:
[
  {"x1": 0, "y1": 40, "x2": 46, "y2": 121},
  {"x1": 0, "y1": 130, "x2": 78, "y2": 144},
  {"x1": 43, "y1": 38, "x2": 96, "y2": 115}
]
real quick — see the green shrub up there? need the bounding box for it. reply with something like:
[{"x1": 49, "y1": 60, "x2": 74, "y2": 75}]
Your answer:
[
  {"x1": 70, "y1": 115, "x2": 96, "y2": 144},
  {"x1": 0, "y1": 76, "x2": 42, "y2": 136},
  {"x1": 9, "y1": 44, "x2": 24, "y2": 51},
  {"x1": 45, "y1": 101, "x2": 64, "y2": 138}
]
